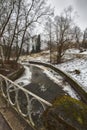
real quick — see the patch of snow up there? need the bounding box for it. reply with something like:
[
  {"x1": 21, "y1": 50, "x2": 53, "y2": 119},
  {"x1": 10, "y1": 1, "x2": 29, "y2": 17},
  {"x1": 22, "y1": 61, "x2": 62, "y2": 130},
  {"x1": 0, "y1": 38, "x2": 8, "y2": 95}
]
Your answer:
[
  {"x1": 80, "y1": 51, "x2": 87, "y2": 54},
  {"x1": 15, "y1": 66, "x2": 32, "y2": 86},
  {"x1": 43, "y1": 69, "x2": 63, "y2": 85},
  {"x1": 65, "y1": 48, "x2": 80, "y2": 54},
  {"x1": 56, "y1": 58, "x2": 87, "y2": 92},
  {"x1": 38, "y1": 66, "x2": 80, "y2": 100},
  {"x1": 62, "y1": 83, "x2": 80, "y2": 100}
]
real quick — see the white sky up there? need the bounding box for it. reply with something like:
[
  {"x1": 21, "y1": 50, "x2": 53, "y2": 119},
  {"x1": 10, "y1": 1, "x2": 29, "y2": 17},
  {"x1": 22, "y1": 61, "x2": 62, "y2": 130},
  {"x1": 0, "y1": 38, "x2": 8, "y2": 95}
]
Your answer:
[{"x1": 48, "y1": 0, "x2": 87, "y2": 30}]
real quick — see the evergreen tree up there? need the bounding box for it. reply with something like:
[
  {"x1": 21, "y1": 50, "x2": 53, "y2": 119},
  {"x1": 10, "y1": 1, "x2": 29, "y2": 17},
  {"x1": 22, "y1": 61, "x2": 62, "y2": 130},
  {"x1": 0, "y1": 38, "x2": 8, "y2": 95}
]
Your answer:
[
  {"x1": 36, "y1": 34, "x2": 41, "y2": 52},
  {"x1": 31, "y1": 45, "x2": 35, "y2": 53}
]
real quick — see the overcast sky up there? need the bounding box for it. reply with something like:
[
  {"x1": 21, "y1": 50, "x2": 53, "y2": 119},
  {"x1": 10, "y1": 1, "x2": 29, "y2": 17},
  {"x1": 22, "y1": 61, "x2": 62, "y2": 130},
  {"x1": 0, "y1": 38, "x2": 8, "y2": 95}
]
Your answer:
[{"x1": 49, "y1": 0, "x2": 87, "y2": 30}]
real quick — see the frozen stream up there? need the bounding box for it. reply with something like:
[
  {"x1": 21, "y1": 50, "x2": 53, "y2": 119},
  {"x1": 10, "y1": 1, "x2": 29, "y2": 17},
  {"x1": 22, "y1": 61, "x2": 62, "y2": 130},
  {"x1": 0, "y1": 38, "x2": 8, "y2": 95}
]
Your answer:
[{"x1": 15, "y1": 64, "x2": 80, "y2": 101}]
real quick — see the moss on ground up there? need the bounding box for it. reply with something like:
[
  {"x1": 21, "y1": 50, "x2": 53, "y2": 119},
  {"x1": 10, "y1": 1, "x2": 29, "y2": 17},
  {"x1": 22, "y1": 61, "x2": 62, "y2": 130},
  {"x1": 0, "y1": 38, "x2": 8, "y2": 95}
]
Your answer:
[{"x1": 43, "y1": 96, "x2": 87, "y2": 130}]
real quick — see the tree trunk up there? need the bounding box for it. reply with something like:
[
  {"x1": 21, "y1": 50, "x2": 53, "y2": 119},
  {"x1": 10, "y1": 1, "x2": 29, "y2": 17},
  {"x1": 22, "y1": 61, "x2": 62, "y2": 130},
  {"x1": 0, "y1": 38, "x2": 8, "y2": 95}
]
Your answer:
[
  {"x1": 16, "y1": 28, "x2": 27, "y2": 62},
  {"x1": 7, "y1": 0, "x2": 21, "y2": 60},
  {"x1": 57, "y1": 43, "x2": 63, "y2": 63}
]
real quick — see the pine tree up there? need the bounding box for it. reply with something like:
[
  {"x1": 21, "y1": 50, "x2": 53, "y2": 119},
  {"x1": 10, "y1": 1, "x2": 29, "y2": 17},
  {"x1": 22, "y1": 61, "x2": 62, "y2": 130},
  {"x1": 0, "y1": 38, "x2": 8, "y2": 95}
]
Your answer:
[
  {"x1": 31, "y1": 45, "x2": 35, "y2": 53},
  {"x1": 36, "y1": 34, "x2": 41, "y2": 52}
]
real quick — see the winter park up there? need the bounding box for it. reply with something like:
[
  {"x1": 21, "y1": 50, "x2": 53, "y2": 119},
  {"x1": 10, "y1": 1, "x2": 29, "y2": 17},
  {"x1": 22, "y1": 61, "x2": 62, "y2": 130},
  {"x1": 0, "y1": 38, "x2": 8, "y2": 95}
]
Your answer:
[{"x1": 0, "y1": 0, "x2": 87, "y2": 130}]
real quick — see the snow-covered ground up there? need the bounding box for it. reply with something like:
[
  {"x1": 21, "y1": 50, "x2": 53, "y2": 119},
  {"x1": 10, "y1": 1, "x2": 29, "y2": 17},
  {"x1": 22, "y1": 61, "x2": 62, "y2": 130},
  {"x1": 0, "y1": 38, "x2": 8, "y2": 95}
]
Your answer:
[
  {"x1": 19, "y1": 48, "x2": 87, "y2": 93},
  {"x1": 65, "y1": 48, "x2": 80, "y2": 54},
  {"x1": 15, "y1": 65, "x2": 32, "y2": 86},
  {"x1": 56, "y1": 58, "x2": 87, "y2": 92}
]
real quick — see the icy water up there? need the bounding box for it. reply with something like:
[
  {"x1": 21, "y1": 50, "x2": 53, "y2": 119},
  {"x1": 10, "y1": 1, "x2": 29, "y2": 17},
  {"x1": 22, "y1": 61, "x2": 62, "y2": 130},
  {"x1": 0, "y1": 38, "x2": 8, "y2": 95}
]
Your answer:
[
  {"x1": 16, "y1": 63, "x2": 79, "y2": 100},
  {"x1": 24, "y1": 65, "x2": 66, "y2": 102}
]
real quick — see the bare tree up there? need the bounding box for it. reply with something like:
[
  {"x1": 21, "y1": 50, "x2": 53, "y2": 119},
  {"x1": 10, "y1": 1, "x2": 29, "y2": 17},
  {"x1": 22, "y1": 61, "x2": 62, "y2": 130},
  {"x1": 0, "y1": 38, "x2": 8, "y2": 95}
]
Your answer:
[
  {"x1": 0, "y1": 45, "x2": 4, "y2": 67},
  {"x1": 7, "y1": 0, "x2": 22, "y2": 60},
  {"x1": 44, "y1": 17, "x2": 54, "y2": 63},
  {"x1": 0, "y1": 0, "x2": 15, "y2": 38},
  {"x1": 54, "y1": 7, "x2": 74, "y2": 63},
  {"x1": 0, "y1": 0, "x2": 53, "y2": 62},
  {"x1": 73, "y1": 26, "x2": 82, "y2": 50},
  {"x1": 16, "y1": 0, "x2": 53, "y2": 61}
]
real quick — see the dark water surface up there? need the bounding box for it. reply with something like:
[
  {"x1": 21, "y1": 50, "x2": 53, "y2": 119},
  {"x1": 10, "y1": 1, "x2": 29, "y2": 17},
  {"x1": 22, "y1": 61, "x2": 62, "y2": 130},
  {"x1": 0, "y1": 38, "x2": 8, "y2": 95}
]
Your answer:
[{"x1": 25, "y1": 65, "x2": 67, "y2": 102}]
